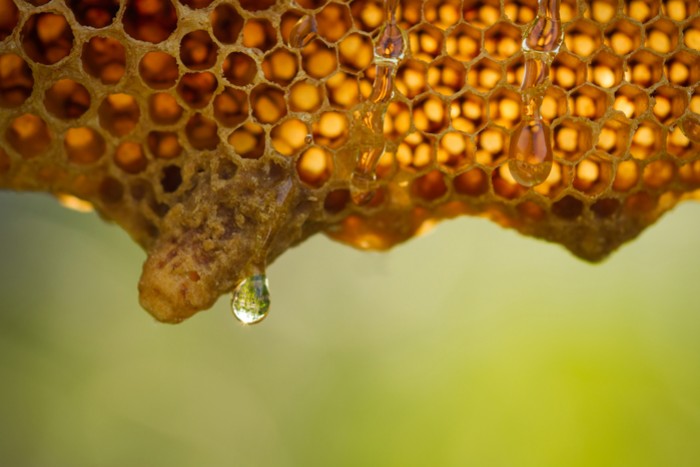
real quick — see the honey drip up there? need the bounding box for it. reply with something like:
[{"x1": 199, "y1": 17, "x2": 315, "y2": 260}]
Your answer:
[
  {"x1": 289, "y1": 15, "x2": 317, "y2": 48},
  {"x1": 508, "y1": 0, "x2": 562, "y2": 187},
  {"x1": 350, "y1": 0, "x2": 404, "y2": 205}
]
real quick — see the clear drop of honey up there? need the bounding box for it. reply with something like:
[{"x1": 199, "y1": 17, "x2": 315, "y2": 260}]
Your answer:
[
  {"x1": 231, "y1": 274, "x2": 271, "y2": 325},
  {"x1": 289, "y1": 15, "x2": 317, "y2": 48},
  {"x1": 508, "y1": 118, "x2": 553, "y2": 187}
]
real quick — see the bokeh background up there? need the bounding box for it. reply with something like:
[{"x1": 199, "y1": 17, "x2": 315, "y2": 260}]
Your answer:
[{"x1": 1, "y1": 191, "x2": 699, "y2": 467}]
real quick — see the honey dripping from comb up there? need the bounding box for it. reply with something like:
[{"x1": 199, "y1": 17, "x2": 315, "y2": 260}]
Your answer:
[
  {"x1": 350, "y1": 0, "x2": 405, "y2": 205},
  {"x1": 508, "y1": 0, "x2": 562, "y2": 187}
]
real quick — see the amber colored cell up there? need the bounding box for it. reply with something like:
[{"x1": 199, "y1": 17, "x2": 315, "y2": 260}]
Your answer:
[
  {"x1": 397, "y1": 131, "x2": 435, "y2": 169},
  {"x1": 590, "y1": 50, "x2": 623, "y2": 89},
  {"x1": 350, "y1": 0, "x2": 385, "y2": 32},
  {"x1": 589, "y1": 0, "x2": 618, "y2": 24},
  {"x1": 99, "y1": 176, "x2": 124, "y2": 203},
  {"x1": 316, "y1": 2, "x2": 353, "y2": 42},
  {"x1": 630, "y1": 120, "x2": 664, "y2": 160},
  {"x1": 489, "y1": 89, "x2": 521, "y2": 127},
  {"x1": 570, "y1": 85, "x2": 609, "y2": 121},
  {"x1": 625, "y1": 0, "x2": 659, "y2": 23},
  {"x1": 99, "y1": 94, "x2": 141, "y2": 137},
  {"x1": 396, "y1": 59, "x2": 428, "y2": 99},
  {"x1": 339, "y1": 36, "x2": 374, "y2": 76},
  {"x1": 324, "y1": 189, "x2": 350, "y2": 214},
  {"x1": 665, "y1": 51, "x2": 700, "y2": 88},
  {"x1": 684, "y1": 20, "x2": 700, "y2": 50},
  {"x1": 0, "y1": 0, "x2": 18, "y2": 41},
  {"x1": 211, "y1": 4, "x2": 244, "y2": 44},
  {"x1": 123, "y1": 0, "x2": 177, "y2": 44},
  {"x1": 250, "y1": 85, "x2": 287, "y2": 124},
  {"x1": 0, "y1": 147, "x2": 10, "y2": 174},
  {"x1": 242, "y1": 18, "x2": 277, "y2": 52},
  {"x1": 573, "y1": 153, "x2": 613, "y2": 196},
  {"x1": 326, "y1": 72, "x2": 359, "y2": 109},
  {"x1": 643, "y1": 160, "x2": 676, "y2": 189},
  {"x1": 412, "y1": 170, "x2": 448, "y2": 202},
  {"x1": 591, "y1": 198, "x2": 620, "y2": 218},
  {"x1": 438, "y1": 131, "x2": 474, "y2": 170},
  {"x1": 296, "y1": 146, "x2": 333, "y2": 188},
  {"x1": 5, "y1": 114, "x2": 51, "y2": 159},
  {"x1": 613, "y1": 85, "x2": 648, "y2": 119},
  {"x1": 446, "y1": 24, "x2": 482, "y2": 63},
  {"x1": 213, "y1": 88, "x2": 249, "y2": 128},
  {"x1": 302, "y1": 40, "x2": 338, "y2": 80},
  {"x1": 160, "y1": 165, "x2": 182, "y2": 193},
  {"x1": 140, "y1": 52, "x2": 179, "y2": 89},
  {"x1": 551, "y1": 53, "x2": 586, "y2": 90},
  {"x1": 66, "y1": 0, "x2": 120, "y2": 28},
  {"x1": 229, "y1": 123, "x2": 265, "y2": 159},
  {"x1": 21, "y1": 13, "x2": 74, "y2": 65},
  {"x1": 147, "y1": 131, "x2": 182, "y2": 159},
  {"x1": 115, "y1": 141, "x2": 147, "y2": 174},
  {"x1": 565, "y1": 20, "x2": 602, "y2": 58},
  {"x1": 410, "y1": 25, "x2": 445, "y2": 61},
  {"x1": 179, "y1": 0, "x2": 213, "y2": 8},
  {"x1": 469, "y1": 57, "x2": 502, "y2": 92},
  {"x1": 149, "y1": 93, "x2": 183, "y2": 125},
  {"x1": 553, "y1": 119, "x2": 593, "y2": 163},
  {"x1": 605, "y1": 19, "x2": 641, "y2": 56},
  {"x1": 484, "y1": 22, "x2": 521, "y2": 60},
  {"x1": 289, "y1": 81, "x2": 324, "y2": 113},
  {"x1": 313, "y1": 112, "x2": 348, "y2": 149},
  {"x1": 551, "y1": 195, "x2": 584, "y2": 220},
  {"x1": 81, "y1": 37, "x2": 126, "y2": 85},
  {"x1": 413, "y1": 95, "x2": 448, "y2": 134},
  {"x1": 627, "y1": 50, "x2": 664, "y2": 89},
  {"x1": 44, "y1": 79, "x2": 91, "y2": 119},
  {"x1": 262, "y1": 48, "x2": 299, "y2": 86},
  {"x1": 64, "y1": 127, "x2": 106, "y2": 165},
  {"x1": 428, "y1": 57, "x2": 466, "y2": 96},
  {"x1": 475, "y1": 126, "x2": 507, "y2": 166},
  {"x1": 223, "y1": 52, "x2": 257, "y2": 86},
  {"x1": 453, "y1": 167, "x2": 488, "y2": 196},
  {"x1": 186, "y1": 114, "x2": 219, "y2": 150},
  {"x1": 0, "y1": 54, "x2": 34, "y2": 108},
  {"x1": 596, "y1": 115, "x2": 631, "y2": 159},
  {"x1": 177, "y1": 72, "x2": 218, "y2": 109},
  {"x1": 613, "y1": 160, "x2": 639, "y2": 192},
  {"x1": 645, "y1": 19, "x2": 678, "y2": 55},
  {"x1": 652, "y1": 86, "x2": 687, "y2": 126},
  {"x1": 424, "y1": 0, "x2": 461, "y2": 29},
  {"x1": 272, "y1": 119, "x2": 309, "y2": 156},
  {"x1": 180, "y1": 30, "x2": 219, "y2": 71},
  {"x1": 451, "y1": 91, "x2": 487, "y2": 134}
]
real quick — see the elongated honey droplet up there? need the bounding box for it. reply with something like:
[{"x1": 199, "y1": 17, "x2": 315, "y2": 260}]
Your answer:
[
  {"x1": 231, "y1": 274, "x2": 271, "y2": 325},
  {"x1": 289, "y1": 15, "x2": 317, "y2": 48},
  {"x1": 350, "y1": 1, "x2": 405, "y2": 205},
  {"x1": 508, "y1": 117, "x2": 553, "y2": 187},
  {"x1": 523, "y1": 0, "x2": 562, "y2": 53}
]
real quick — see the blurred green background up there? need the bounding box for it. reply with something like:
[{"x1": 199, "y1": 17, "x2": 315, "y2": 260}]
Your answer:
[{"x1": 1, "y1": 191, "x2": 699, "y2": 467}]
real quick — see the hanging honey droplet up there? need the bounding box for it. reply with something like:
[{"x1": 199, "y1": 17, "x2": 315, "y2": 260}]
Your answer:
[
  {"x1": 230, "y1": 273, "x2": 271, "y2": 325},
  {"x1": 508, "y1": 117, "x2": 553, "y2": 187},
  {"x1": 289, "y1": 15, "x2": 317, "y2": 48}
]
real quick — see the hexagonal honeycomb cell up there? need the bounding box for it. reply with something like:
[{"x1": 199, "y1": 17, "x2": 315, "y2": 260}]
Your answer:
[{"x1": 0, "y1": 0, "x2": 698, "y2": 324}]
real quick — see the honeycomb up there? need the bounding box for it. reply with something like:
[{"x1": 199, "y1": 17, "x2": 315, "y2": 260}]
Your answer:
[{"x1": 0, "y1": 0, "x2": 698, "y2": 323}]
